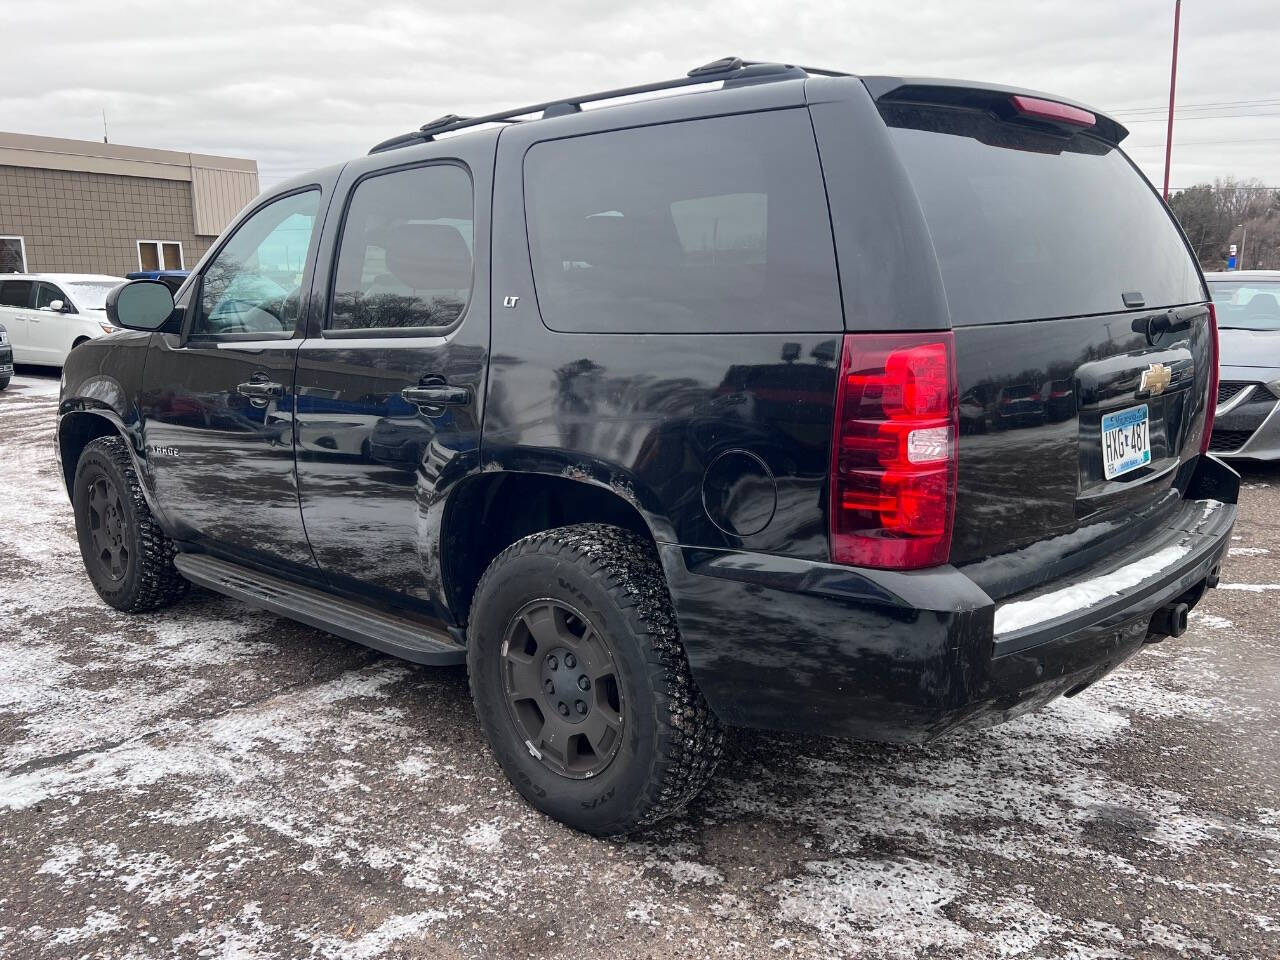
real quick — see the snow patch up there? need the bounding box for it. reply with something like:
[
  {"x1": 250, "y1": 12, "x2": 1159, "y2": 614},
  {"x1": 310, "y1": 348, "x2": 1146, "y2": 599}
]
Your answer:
[
  {"x1": 775, "y1": 858, "x2": 972, "y2": 958},
  {"x1": 310, "y1": 910, "x2": 450, "y2": 959},
  {"x1": 1189, "y1": 612, "x2": 1233, "y2": 630}
]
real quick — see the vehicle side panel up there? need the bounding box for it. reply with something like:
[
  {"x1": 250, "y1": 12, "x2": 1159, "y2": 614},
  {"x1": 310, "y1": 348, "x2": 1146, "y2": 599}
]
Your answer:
[
  {"x1": 293, "y1": 135, "x2": 496, "y2": 624},
  {"x1": 486, "y1": 94, "x2": 844, "y2": 560}
]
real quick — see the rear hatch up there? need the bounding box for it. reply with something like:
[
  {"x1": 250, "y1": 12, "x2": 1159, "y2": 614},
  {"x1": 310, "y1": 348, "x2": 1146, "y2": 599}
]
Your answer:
[{"x1": 877, "y1": 87, "x2": 1212, "y2": 599}]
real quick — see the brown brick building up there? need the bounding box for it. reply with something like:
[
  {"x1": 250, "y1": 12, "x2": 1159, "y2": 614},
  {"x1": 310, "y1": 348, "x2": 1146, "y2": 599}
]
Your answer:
[{"x1": 0, "y1": 132, "x2": 259, "y2": 277}]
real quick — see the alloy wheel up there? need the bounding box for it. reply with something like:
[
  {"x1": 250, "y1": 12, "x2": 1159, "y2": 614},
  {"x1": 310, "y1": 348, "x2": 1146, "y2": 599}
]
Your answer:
[
  {"x1": 86, "y1": 474, "x2": 130, "y2": 582},
  {"x1": 500, "y1": 599, "x2": 625, "y2": 779}
]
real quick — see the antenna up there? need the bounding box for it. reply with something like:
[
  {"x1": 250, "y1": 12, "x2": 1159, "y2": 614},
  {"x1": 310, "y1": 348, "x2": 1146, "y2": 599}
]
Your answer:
[{"x1": 102, "y1": 108, "x2": 109, "y2": 144}]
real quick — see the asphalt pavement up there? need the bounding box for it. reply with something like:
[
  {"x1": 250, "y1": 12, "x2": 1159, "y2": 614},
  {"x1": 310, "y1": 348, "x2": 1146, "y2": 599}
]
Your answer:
[{"x1": 1, "y1": 368, "x2": 1277, "y2": 959}]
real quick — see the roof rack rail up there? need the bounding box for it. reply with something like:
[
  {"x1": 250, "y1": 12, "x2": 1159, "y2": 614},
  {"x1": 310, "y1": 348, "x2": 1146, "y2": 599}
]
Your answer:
[{"x1": 368, "y1": 57, "x2": 848, "y2": 154}]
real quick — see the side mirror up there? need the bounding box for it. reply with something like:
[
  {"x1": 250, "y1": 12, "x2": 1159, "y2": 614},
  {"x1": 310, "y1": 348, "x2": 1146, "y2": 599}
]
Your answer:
[
  {"x1": 106, "y1": 280, "x2": 176, "y2": 332},
  {"x1": 48, "y1": 299, "x2": 66, "y2": 313}
]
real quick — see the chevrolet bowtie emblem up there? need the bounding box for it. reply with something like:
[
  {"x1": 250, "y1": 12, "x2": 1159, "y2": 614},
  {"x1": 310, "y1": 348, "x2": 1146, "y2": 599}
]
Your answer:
[{"x1": 1140, "y1": 362, "x2": 1172, "y2": 395}]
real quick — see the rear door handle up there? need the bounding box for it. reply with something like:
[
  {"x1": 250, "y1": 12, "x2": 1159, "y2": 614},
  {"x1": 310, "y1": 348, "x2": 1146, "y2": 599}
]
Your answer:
[{"x1": 402, "y1": 385, "x2": 470, "y2": 406}]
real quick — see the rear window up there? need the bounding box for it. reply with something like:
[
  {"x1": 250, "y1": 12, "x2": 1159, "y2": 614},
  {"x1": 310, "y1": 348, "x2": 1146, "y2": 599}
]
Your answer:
[
  {"x1": 883, "y1": 103, "x2": 1203, "y2": 326},
  {"x1": 523, "y1": 109, "x2": 842, "y2": 334}
]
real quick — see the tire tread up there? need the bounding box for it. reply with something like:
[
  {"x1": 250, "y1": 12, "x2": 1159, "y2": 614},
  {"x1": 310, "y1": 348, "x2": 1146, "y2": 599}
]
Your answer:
[
  {"x1": 76, "y1": 435, "x2": 189, "y2": 612},
  {"x1": 468, "y1": 523, "x2": 723, "y2": 833}
]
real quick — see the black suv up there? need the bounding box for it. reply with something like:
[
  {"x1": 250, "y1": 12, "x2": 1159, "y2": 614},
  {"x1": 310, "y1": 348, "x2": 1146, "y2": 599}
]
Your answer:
[{"x1": 58, "y1": 58, "x2": 1238, "y2": 834}]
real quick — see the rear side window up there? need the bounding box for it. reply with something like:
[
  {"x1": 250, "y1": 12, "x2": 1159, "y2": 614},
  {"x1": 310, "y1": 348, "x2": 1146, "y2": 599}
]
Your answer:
[
  {"x1": 524, "y1": 110, "x2": 842, "y2": 334},
  {"x1": 883, "y1": 103, "x2": 1203, "y2": 326},
  {"x1": 329, "y1": 163, "x2": 474, "y2": 333}
]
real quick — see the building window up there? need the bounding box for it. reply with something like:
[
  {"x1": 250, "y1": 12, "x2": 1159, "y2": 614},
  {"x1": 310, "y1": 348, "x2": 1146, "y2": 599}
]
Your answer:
[
  {"x1": 137, "y1": 240, "x2": 184, "y2": 271},
  {"x1": 0, "y1": 236, "x2": 26, "y2": 273}
]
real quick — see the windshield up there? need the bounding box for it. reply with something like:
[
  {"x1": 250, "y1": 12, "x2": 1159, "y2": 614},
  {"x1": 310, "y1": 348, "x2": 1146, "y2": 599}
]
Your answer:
[
  {"x1": 1209, "y1": 280, "x2": 1280, "y2": 330},
  {"x1": 68, "y1": 282, "x2": 120, "y2": 311}
]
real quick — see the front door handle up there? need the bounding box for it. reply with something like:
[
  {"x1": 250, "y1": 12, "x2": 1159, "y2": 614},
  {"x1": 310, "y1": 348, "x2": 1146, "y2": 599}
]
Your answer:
[
  {"x1": 237, "y1": 379, "x2": 284, "y2": 407},
  {"x1": 402, "y1": 385, "x2": 470, "y2": 406}
]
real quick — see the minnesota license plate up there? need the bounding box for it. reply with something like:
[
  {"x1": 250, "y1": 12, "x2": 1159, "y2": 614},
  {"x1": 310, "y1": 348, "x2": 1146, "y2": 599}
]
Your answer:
[{"x1": 1102, "y1": 403, "x2": 1151, "y2": 479}]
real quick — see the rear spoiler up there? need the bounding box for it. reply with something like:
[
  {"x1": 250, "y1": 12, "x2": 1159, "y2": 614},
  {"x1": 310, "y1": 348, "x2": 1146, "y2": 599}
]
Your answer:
[{"x1": 860, "y1": 76, "x2": 1129, "y2": 145}]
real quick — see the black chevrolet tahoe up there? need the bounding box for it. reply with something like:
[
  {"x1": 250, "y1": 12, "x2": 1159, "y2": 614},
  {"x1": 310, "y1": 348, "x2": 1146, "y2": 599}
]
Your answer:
[{"x1": 57, "y1": 58, "x2": 1239, "y2": 835}]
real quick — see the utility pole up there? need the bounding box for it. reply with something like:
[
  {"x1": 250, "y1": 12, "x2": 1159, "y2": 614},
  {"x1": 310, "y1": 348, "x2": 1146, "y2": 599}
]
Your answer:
[
  {"x1": 102, "y1": 109, "x2": 109, "y2": 144},
  {"x1": 1162, "y1": 0, "x2": 1181, "y2": 201}
]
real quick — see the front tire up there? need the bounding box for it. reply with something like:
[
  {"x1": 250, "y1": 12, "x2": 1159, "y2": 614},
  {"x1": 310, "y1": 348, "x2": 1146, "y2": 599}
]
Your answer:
[
  {"x1": 467, "y1": 524, "x2": 723, "y2": 835},
  {"x1": 72, "y1": 435, "x2": 189, "y2": 612},
  {"x1": 0, "y1": 376, "x2": 9, "y2": 391}
]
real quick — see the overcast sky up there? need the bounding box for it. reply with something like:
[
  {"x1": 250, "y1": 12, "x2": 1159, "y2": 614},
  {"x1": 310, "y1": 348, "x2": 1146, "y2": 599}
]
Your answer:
[{"x1": 5, "y1": 1, "x2": 1278, "y2": 192}]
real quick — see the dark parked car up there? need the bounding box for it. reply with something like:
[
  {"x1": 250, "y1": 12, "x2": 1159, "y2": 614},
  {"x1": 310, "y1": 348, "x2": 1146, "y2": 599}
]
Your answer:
[
  {"x1": 1204, "y1": 270, "x2": 1280, "y2": 458},
  {"x1": 56, "y1": 58, "x2": 1236, "y2": 835},
  {"x1": 0, "y1": 320, "x2": 11, "y2": 389}
]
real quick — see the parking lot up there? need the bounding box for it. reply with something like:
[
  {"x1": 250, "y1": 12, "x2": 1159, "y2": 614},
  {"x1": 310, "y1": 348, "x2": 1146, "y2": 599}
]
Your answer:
[{"x1": 0, "y1": 367, "x2": 1277, "y2": 959}]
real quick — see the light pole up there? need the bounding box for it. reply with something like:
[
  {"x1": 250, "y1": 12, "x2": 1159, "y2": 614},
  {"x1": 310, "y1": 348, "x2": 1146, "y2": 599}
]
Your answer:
[{"x1": 1162, "y1": 0, "x2": 1182, "y2": 201}]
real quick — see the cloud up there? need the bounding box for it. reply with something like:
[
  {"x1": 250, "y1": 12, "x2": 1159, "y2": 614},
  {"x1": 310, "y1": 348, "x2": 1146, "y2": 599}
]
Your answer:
[{"x1": 3, "y1": 0, "x2": 1277, "y2": 189}]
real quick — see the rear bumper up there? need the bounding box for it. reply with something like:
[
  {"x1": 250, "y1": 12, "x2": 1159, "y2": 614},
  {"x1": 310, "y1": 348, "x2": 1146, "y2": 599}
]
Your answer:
[{"x1": 660, "y1": 456, "x2": 1238, "y2": 743}]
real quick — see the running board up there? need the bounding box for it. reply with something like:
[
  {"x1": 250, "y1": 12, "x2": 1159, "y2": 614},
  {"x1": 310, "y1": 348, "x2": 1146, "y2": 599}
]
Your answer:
[{"x1": 172, "y1": 553, "x2": 466, "y2": 666}]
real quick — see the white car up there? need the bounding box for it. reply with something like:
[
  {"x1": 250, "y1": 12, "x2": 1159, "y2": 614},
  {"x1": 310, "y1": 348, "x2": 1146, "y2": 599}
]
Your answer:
[{"x1": 0, "y1": 273, "x2": 128, "y2": 367}]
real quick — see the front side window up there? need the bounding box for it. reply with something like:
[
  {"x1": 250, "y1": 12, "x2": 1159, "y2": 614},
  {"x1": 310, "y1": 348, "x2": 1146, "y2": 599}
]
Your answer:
[
  {"x1": 329, "y1": 164, "x2": 474, "y2": 332},
  {"x1": 194, "y1": 190, "x2": 320, "y2": 338},
  {"x1": 139, "y1": 241, "x2": 184, "y2": 271},
  {"x1": 523, "y1": 110, "x2": 842, "y2": 334},
  {"x1": 35, "y1": 283, "x2": 70, "y2": 311},
  {"x1": 1210, "y1": 280, "x2": 1280, "y2": 330}
]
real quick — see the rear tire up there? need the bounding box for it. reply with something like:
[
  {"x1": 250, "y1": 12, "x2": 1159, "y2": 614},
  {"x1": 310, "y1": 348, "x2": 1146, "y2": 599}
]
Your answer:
[
  {"x1": 467, "y1": 523, "x2": 724, "y2": 835},
  {"x1": 72, "y1": 435, "x2": 189, "y2": 612}
]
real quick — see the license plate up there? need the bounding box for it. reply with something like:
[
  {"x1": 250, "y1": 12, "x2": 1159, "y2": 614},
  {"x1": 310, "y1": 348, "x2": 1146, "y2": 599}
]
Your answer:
[{"x1": 1101, "y1": 403, "x2": 1151, "y2": 479}]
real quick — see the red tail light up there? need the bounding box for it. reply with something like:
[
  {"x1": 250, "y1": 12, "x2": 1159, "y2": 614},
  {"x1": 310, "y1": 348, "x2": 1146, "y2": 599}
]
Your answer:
[
  {"x1": 829, "y1": 333, "x2": 958, "y2": 570},
  {"x1": 1009, "y1": 95, "x2": 1096, "y2": 128},
  {"x1": 1200, "y1": 303, "x2": 1220, "y2": 455}
]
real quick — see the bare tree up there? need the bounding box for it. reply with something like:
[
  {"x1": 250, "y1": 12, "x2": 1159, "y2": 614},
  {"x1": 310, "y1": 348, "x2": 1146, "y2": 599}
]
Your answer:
[{"x1": 1168, "y1": 178, "x2": 1278, "y2": 270}]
